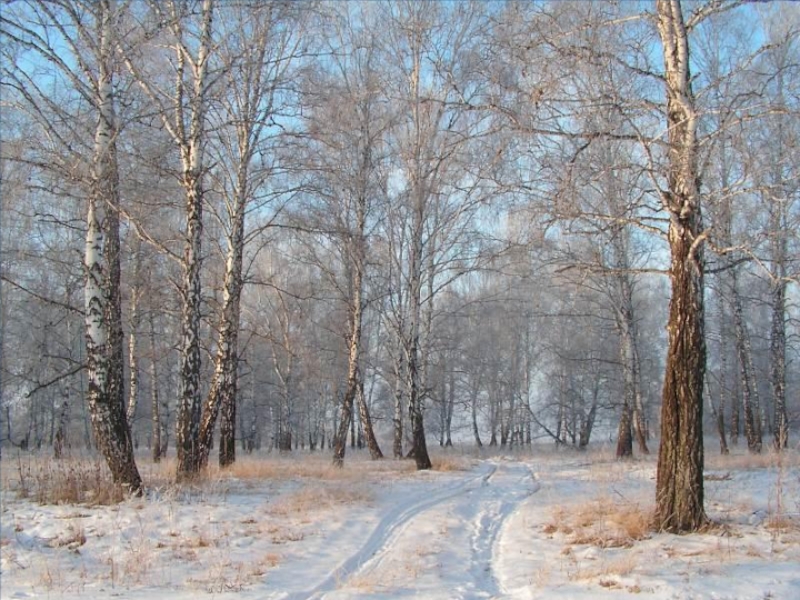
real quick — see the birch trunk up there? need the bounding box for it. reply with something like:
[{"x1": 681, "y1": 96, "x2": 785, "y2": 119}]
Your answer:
[
  {"x1": 84, "y1": 0, "x2": 141, "y2": 494},
  {"x1": 768, "y1": 70, "x2": 789, "y2": 451},
  {"x1": 198, "y1": 200, "x2": 243, "y2": 469},
  {"x1": 149, "y1": 312, "x2": 163, "y2": 463},
  {"x1": 731, "y1": 270, "x2": 762, "y2": 453},
  {"x1": 393, "y1": 353, "x2": 405, "y2": 458},
  {"x1": 175, "y1": 0, "x2": 214, "y2": 480},
  {"x1": 127, "y1": 246, "x2": 142, "y2": 429}
]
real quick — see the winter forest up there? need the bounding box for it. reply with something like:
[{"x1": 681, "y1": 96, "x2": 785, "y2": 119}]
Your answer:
[{"x1": 2, "y1": 0, "x2": 800, "y2": 573}]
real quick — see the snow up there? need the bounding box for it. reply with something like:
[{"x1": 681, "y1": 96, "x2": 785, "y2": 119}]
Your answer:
[{"x1": 1, "y1": 446, "x2": 798, "y2": 599}]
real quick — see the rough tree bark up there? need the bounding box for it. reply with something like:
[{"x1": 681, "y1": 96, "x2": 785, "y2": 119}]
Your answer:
[
  {"x1": 173, "y1": 0, "x2": 214, "y2": 480},
  {"x1": 81, "y1": 0, "x2": 142, "y2": 494},
  {"x1": 654, "y1": 0, "x2": 708, "y2": 533}
]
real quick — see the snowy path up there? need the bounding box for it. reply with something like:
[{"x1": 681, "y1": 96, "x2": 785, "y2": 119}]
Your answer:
[
  {"x1": 299, "y1": 459, "x2": 539, "y2": 600},
  {"x1": 4, "y1": 451, "x2": 798, "y2": 600}
]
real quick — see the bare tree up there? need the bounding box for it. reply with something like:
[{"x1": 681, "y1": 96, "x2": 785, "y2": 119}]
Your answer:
[
  {"x1": 122, "y1": 0, "x2": 216, "y2": 479},
  {"x1": 1, "y1": 0, "x2": 141, "y2": 492},
  {"x1": 653, "y1": 0, "x2": 708, "y2": 532},
  {"x1": 196, "y1": 1, "x2": 305, "y2": 469}
]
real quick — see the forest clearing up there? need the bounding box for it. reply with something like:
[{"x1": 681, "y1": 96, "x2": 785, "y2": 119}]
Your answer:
[
  {"x1": 2, "y1": 445, "x2": 798, "y2": 599},
  {"x1": 3, "y1": 2, "x2": 800, "y2": 598}
]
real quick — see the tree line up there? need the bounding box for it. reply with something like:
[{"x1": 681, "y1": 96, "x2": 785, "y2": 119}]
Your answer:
[{"x1": 1, "y1": 0, "x2": 798, "y2": 532}]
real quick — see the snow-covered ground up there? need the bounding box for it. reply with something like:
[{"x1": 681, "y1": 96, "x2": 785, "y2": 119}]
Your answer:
[{"x1": 1, "y1": 445, "x2": 798, "y2": 599}]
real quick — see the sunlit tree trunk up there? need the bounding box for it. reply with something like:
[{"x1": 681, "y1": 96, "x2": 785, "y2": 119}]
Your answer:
[
  {"x1": 174, "y1": 0, "x2": 214, "y2": 480},
  {"x1": 654, "y1": 0, "x2": 707, "y2": 533},
  {"x1": 198, "y1": 219, "x2": 243, "y2": 469},
  {"x1": 127, "y1": 244, "x2": 142, "y2": 429},
  {"x1": 84, "y1": 0, "x2": 142, "y2": 494}
]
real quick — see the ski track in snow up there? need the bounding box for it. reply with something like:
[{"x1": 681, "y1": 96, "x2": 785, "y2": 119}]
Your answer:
[{"x1": 289, "y1": 459, "x2": 539, "y2": 600}]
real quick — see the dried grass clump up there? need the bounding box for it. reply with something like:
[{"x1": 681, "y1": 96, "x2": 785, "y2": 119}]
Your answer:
[
  {"x1": 547, "y1": 496, "x2": 651, "y2": 549},
  {"x1": 13, "y1": 455, "x2": 126, "y2": 505},
  {"x1": 207, "y1": 454, "x2": 414, "y2": 483},
  {"x1": 269, "y1": 482, "x2": 373, "y2": 517},
  {"x1": 430, "y1": 454, "x2": 472, "y2": 472},
  {"x1": 705, "y1": 448, "x2": 800, "y2": 472}
]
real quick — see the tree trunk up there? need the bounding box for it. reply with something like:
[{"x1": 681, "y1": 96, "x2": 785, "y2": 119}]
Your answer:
[
  {"x1": 198, "y1": 205, "x2": 244, "y2": 470},
  {"x1": 392, "y1": 354, "x2": 405, "y2": 458},
  {"x1": 654, "y1": 0, "x2": 707, "y2": 533},
  {"x1": 83, "y1": 0, "x2": 141, "y2": 494},
  {"x1": 578, "y1": 387, "x2": 597, "y2": 450},
  {"x1": 333, "y1": 369, "x2": 357, "y2": 466},
  {"x1": 616, "y1": 399, "x2": 633, "y2": 459},
  {"x1": 771, "y1": 278, "x2": 789, "y2": 450},
  {"x1": 730, "y1": 270, "x2": 762, "y2": 453},
  {"x1": 127, "y1": 245, "x2": 142, "y2": 430},
  {"x1": 471, "y1": 378, "x2": 483, "y2": 448},
  {"x1": 219, "y1": 377, "x2": 237, "y2": 468},
  {"x1": 357, "y1": 376, "x2": 383, "y2": 460},
  {"x1": 768, "y1": 182, "x2": 789, "y2": 451},
  {"x1": 53, "y1": 393, "x2": 69, "y2": 460},
  {"x1": 149, "y1": 312, "x2": 163, "y2": 463},
  {"x1": 444, "y1": 369, "x2": 455, "y2": 447},
  {"x1": 175, "y1": 171, "x2": 205, "y2": 478},
  {"x1": 173, "y1": 0, "x2": 214, "y2": 481}
]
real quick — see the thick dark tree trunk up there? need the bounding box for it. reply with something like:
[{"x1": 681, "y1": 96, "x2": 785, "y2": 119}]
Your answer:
[
  {"x1": 219, "y1": 385, "x2": 236, "y2": 468},
  {"x1": 407, "y1": 345, "x2": 432, "y2": 470},
  {"x1": 171, "y1": 0, "x2": 213, "y2": 481},
  {"x1": 357, "y1": 378, "x2": 383, "y2": 460},
  {"x1": 616, "y1": 400, "x2": 633, "y2": 459},
  {"x1": 654, "y1": 0, "x2": 707, "y2": 533},
  {"x1": 471, "y1": 380, "x2": 483, "y2": 448},
  {"x1": 333, "y1": 376, "x2": 356, "y2": 466},
  {"x1": 655, "y1": 222, "x2": 707, "y2": 532}
]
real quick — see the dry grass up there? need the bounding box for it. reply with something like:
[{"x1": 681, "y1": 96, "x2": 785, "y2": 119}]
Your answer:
[
  {"x1": 430, "y1": 454, "x2": 472, "y2": 472},
  {"x1": 219, "y1": 453, "x2": 416, "y2": 482},
  {"x1": 11, "y1": 455, "x2": 126, "y2": 505},
  {"x1": 146, "y1": 453, "x2": 416, "y2": 486},
  {"x1": 547, "y1": 496, "x2": 651, "y2": 549},
  {"x1": 705, "y1": 448, "x2": 800, "y2": 472},
  {"x1": 568, "y1": 552, "x2": 639, "y2": 582},
  {"x1": 3, "y1": 451, "x2": 415, "y2": 506},
  {"x1": 268, "y1": 481, "x2": 373, "y2": 517}
]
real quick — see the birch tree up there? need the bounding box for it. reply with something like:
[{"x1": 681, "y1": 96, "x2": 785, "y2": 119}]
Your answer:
[
  {"x1": 195, "y1": 1, "x2": 305, "y2": 469},
  {"x1": 296, "y1": 2, "x2": 389, "y2": 466},
  {"x1": 381, "y1": 0, "x2": 494, "y2": 470},
  {"x1": 1, "y1": 0, "x2": 141, "y2": 492},
  {"x1": 122, "y1": 0, "x2": 216, "y2": 478}
]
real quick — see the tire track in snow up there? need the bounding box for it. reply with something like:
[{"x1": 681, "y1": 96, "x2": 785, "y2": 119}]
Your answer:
[
  {"x1": 286, "y1": 461, "x2": 497, "y2": 600},
  {"x1": 457, "y1": 460, "x2": 540, "y2": 599}
]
